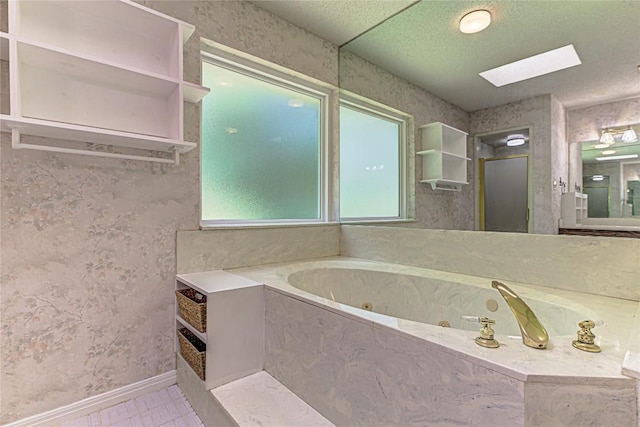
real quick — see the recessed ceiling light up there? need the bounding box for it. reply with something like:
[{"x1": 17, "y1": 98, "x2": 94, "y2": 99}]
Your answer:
[
  {"x1": 479, "y1": 45, "x2": 581, "y2": 87},
  {"x1": 596, "y1": 154, "x2": 639, "y2": 161},
  {"x1": 594, "y1": 143, "x2": 610, "y2": 149},
  {"x1": 506, "y1": 135, "x2": 526, "y2": 146},
  {"x1": 459, "y1": 10, "x2": 491, "y2": 34},
  {"x1": 601, "y1": 150, "x2": 616, "y2": 155},
  {"x1": 592, "y1": 175, "x2": 604, "y2": 181}
]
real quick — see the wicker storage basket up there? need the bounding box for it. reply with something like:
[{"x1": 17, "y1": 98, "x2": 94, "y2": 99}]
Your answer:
[
  {"x1": 176, "y1": 288, "x2": 207, "y2": 332},
  {"x1": 178, "y1": 328, "x2": 206, "y2": 380}
]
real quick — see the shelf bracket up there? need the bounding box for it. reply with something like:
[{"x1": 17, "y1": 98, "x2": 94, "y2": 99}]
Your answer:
[
  {"x1": 173, "y1": 147, "x2": 180, "y2": 166},
  {"x1": 430, "y1": 182, "x2": 462, "y2": 192},
  {"x1": 10, "y1": 127, "x2": 180, "y2": 164}
]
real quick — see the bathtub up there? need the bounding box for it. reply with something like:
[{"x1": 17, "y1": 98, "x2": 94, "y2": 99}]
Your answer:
[
  {"x1": 287, "y1": 267, "x2": 592, "y2": 337},
  {"x1": 230, "y1": 257, "x2": 638, "y2": 425}
]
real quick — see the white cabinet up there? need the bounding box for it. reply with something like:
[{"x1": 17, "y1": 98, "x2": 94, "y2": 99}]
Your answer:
[
  {"x1": 417, "y1": 122, "x2": 469, "y2": 191},
  {"x1": 175, "y1": 270, "x2": 264, "y2": 390},
  {"x1": 0, "y1": 0, "x2": 209, "y2": 164},
  {"x1": 560, "y1": 192, "x2": 588, "y2": 227}
]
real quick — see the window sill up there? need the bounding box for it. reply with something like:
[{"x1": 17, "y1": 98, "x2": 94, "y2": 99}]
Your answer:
[
  {"x1": 339, "y1": 218, "x2": 417, "y2": 225},
  {"x1": 199, "y1": 221, "x2": 340, "y2": 231}
]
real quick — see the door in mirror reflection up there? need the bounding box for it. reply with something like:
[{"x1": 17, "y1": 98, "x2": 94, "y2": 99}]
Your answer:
[
  {"x1": 583, "y1": 176, "x2": 610, "y2": 218},
  {"x1": 480, "y1": 156, "x2": 529, "y2": 233}
]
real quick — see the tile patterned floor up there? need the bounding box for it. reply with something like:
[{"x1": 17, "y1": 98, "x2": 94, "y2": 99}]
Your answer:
[{"x1": 57, "y1": 385, "x2": 204, "y2": 427}]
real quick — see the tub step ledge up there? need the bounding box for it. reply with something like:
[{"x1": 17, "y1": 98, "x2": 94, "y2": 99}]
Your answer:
[{"x1": 211, "y1": 371, "x2": 335, "y2": 427}]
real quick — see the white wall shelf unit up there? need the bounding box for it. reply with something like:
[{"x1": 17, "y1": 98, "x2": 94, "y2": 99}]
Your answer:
[
  {"x1": 175, "y1": 270, "x2": 264, "y2": 390},
  {"x1": 418, "y1": 122, "x2": 469, "y2": 191},
  {"x1": 1, "y1": 0, "x2": 209, "y2": 165},
  {"x1": 560, "y1": 191, "x2": 588, "y2": 227}
]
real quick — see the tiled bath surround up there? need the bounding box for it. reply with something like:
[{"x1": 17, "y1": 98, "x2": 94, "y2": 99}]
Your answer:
[
  {"x1": 340, "y1": 225, "x2": 640, "y2": 301},
  {"x1": 265, "y1": 286, "x2": 527, "y2": 426},
  {"x1": 175, "y1": 226, "x2": 639, "y2": 425},
  {"x1": 261, "y1": 285, "x2": 636, "y2": 427},
  {"x1": 176, "y1": 226, "x2": 340, "y2": 274}
]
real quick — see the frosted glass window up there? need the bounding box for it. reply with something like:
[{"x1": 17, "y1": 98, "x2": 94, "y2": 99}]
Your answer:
[
  {"x1": 340, "y1": 105, "x2": 402, "y2": 218},
  {"x1": 201, "y1": 61, "x2": 323, "y2": 222}
]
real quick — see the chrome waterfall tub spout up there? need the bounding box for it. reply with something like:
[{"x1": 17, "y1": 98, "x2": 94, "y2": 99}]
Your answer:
[{"x1": 491, "y1": 281, "x2": 549, "y2": 349}]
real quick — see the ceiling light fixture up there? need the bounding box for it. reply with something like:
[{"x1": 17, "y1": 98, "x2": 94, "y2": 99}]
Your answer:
[
  {"x1": 592, "y1": 175, "x2": 604, "y2": 181},
  {"x1": 506, "y1": 135, "x2": 526, "y2": 146},
  {"x1": 595, "y1": 154, "x2": 639, "y2": 161},
  {"x1": 594, "y1": 143, "x2": 611, "y2": 149},
  {"x1": 601, "y1": 150, "x2": 616, "y2": 155},
  {"x1": 479, "y1": 45, "x2": 581, "y2": 87},
  {"x1": 459, "y1": 10, "x2": 491, "y2": 34}
]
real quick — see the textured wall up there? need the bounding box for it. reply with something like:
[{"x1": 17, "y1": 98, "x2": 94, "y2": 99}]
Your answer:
[
  {"x1": 566, "y1": 97, "x2": 640, "y2": 144},
  {"x1": 0, "y1": 0, "x2": 339, "y2": 422},
  {"x1": 550, "y1": 95, "x2": 568, "y2": 229},
  {"x1": 0, "y1": 138, "x2": 198, "y2": 422},
  {"x1": 470, "y1": 95, "x2": 559, "y2": 234},
  {"x1": 339, "y1": 51, "x2": 473, "y2": 230}
]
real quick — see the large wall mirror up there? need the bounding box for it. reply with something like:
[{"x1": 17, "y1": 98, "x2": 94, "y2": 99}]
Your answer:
[
  {"x1": 572, "y1": 124, "x2": 640, "y2": 221},
  {"x1": 337, "y1": 1, "x2": 639, "y2": 233}
]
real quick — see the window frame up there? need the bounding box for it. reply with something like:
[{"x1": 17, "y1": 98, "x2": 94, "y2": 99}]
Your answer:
[
  {"x1": 339, "y1": 95, "x2": 409, "y2": 222},
  {"x1": 199, "y1": 48, "x2": 334, "y2": 228}
]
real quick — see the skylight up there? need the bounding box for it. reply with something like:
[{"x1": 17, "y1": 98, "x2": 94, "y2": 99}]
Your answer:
[{"x1": 479, "y1": 45, "x2": 581, "y2": 87}]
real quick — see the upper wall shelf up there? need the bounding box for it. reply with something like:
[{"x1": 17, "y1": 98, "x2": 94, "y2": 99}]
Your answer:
[
  {"x1": 418, "y1": 122, "x2": 469, "y2": 191},
  {"x1": 1, "y1": 0, "x2": 210, "y2": 165}
]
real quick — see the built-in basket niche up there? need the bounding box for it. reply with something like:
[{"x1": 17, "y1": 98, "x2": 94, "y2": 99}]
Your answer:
[
  {"x1": 0, "y1": 0, "x2": 209, "y2": 164},
  {"x1": 175, "y1": 270, "x2": 264, "y2": 390}
]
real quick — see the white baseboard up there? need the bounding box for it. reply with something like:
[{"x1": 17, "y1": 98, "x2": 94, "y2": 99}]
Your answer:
[{"x1": 3, "y1": 370, "x2": 177, "y2": 427}]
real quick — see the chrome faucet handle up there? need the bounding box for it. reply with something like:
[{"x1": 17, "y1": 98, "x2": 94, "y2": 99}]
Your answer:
[
  {"x1": 572, "y1": 320, "x2": 601, "y2": 353},
  {"x1": 474, "y1": 316, "x2": 500, "y2": 349}
]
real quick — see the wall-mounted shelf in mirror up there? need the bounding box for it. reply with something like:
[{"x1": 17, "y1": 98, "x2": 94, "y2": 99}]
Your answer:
[{"x1": 418, "y1": 122, "x2": 469, "y2": 191}]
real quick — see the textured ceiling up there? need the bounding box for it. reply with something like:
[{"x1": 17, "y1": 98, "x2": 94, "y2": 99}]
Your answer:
[
  {"x1": 252, "y1": 0, "x2": 640, "y2": 112},
  {"x1": 249, "y1": 0, "x2": 417, "y2": 46}
]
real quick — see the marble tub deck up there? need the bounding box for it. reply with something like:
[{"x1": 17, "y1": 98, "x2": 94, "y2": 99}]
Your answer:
[{"x1": 230, "y1": 256, "x2": 639, "y2": 385}]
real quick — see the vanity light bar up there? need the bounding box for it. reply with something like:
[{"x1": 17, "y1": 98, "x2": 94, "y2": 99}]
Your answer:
[{"x1": 595, "y1": 154, "x2": 639, "y2": 161}]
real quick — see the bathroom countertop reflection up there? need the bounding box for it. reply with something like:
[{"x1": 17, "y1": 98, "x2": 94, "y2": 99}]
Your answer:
[{"x1": 228, "y1": 256, "x2": 639, "y2": 385}]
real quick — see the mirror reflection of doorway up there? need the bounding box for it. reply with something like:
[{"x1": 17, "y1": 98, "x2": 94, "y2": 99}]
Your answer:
[
  {"x1": 583, "y1": 175, "x2": 610, "y2": 218},
  {"x1": 480, "y1": 155, "x2": 529, "y2": 232}
]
